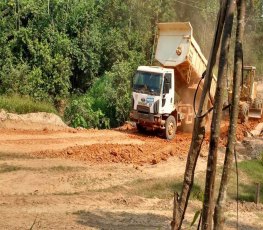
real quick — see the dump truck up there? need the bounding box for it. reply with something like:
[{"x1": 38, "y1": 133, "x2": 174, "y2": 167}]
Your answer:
[
  {"x1": 130, "y1": 22, "x2": 217, "y2": 140},
  {"x1": 238, "y1": 65, "x2": 263, "y2": 122}
]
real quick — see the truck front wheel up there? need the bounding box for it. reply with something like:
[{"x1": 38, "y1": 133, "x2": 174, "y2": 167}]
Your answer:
[{"x1": 165, "y1": 115, "x2": 177, "y2": 140}]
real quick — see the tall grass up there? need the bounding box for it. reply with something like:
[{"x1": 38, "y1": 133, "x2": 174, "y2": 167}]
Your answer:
[
  {"x1": 228, "y1": 157, "x2": 263, "y2": 203},
  {"x1": 0, "y1": 95, "x2": 57, "y2": 114}
]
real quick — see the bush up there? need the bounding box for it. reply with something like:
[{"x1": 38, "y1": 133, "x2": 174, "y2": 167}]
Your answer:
[
  {"x1": 64, "y1": 95, "x2": 110, "y2": 129},
  {"x1": 65, "y1": 57, "x2": 142, "y2": 129}
]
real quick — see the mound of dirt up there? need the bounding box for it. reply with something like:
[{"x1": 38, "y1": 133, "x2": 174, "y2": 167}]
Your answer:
[
  {"x1": 33, "y1": 132, "x2": 207, "y2": 165},
  {"x1": 35, "y1": 143, "x2": 183, "y2": 165},
  {"x1": 219, "y1": 117, "x2": 263, "y2": 142},
  {"x1": 0, "y1": 109, "x2": 69, "y2": 131}
]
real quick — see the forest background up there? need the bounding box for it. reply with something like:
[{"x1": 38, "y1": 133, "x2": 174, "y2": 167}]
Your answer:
[{"x1": 0, "y1": 0, "x2": 262, "y2": 128}]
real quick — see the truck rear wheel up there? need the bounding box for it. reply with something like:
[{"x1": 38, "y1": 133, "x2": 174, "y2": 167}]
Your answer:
[{"x1": 165, "y1": 115, "x2": 177, "y2": 140}]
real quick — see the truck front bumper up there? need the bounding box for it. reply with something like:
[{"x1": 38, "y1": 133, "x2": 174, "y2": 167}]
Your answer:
[{"x1": 129, "y1": 110, "x2": 165, "y2": 127}]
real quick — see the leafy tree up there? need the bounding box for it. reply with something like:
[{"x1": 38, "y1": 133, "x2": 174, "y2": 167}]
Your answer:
[{"x1": 1, "y1": 0, "x2": 262, "y2": 127}]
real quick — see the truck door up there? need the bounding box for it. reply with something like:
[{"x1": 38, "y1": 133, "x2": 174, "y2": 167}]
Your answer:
[{"x1": 161, "y1": 73, "x2": 174, "y2": 114}]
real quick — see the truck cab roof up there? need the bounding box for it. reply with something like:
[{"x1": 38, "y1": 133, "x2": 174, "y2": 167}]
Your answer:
[{"x1": 137, "y1": 66, "x2": 173, "y2": 74}]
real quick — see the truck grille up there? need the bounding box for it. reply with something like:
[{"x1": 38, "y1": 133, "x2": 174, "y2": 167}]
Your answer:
[{"x1": 137, "y1": 105, "x2": 150, "y2": 114}]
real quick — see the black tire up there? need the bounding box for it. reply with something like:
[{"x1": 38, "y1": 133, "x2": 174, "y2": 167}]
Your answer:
[
  {"x1": 136, "y1": 123, "x2": 146, "y2": 133},
  {"x1": 165, "y1": 115, "x2": 177, "y2": 140},
  {"x1": 239, "y1": 102, "x2": 249, "y2": 123}
]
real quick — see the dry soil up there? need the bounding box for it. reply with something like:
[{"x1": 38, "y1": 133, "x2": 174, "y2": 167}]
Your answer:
[{"x1": 0, "y1": 113, "x2": 262, "y2": 229}]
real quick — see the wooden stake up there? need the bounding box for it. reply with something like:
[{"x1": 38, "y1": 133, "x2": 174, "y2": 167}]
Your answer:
[{"x1": 255, "y1": 183, "x2": 260, "y2": 205}]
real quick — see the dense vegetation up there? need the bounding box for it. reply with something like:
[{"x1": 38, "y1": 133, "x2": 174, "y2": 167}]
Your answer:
[{"x1": 0, "y1": 0, "x2": 262, "y2": 128}]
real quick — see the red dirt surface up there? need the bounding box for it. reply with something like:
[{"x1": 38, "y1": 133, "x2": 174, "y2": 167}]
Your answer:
[
  {"x1": 219, "y1": 117, "x2": 263, "y2": 142},
  {"x1": 35, "y1": 117, "x2": 261, "y2": 164},
  {"x1": 34, "y1": 131, "x2": 196, "y2": 165},
  {"x1": 0, "y1": 115, "x2": 261, "y2": 165}
]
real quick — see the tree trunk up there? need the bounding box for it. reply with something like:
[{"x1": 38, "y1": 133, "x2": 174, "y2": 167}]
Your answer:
[
  {"x1": 214, "y1": 0, "x2": 246, "y2": 229},
  {"x1": 201, "y1": 1, "x2": 236, "y2": 229},
  {"x1": 171, "y1": 1, "x2": 228, "y2": 229}
]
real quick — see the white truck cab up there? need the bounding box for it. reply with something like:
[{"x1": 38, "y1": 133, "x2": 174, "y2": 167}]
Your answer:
[{"x1": 130, "y1": 66, "x2": 179, "y2": 139}]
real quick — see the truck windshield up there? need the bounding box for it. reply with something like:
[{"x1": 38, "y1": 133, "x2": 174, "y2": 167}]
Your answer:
[{"x1": 133, "y1": 71, "x2": 163, "y2": 95}]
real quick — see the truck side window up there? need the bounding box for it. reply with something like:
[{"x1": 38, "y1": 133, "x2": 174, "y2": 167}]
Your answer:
[
  {"x1": 163, "y1": 73, "x2": 172, "y2": 94},
  {"x1": 164, "y1": 73, "x2": 172, "y2": 89}
]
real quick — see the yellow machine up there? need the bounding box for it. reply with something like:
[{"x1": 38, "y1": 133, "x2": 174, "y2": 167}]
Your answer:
[{"x1": 239, "y1": 66, "x2": 263, "y2": 122}]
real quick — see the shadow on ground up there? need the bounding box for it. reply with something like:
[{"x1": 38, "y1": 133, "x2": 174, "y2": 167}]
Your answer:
[{"x1": 73, "y1": 210, "x2": 170, "y2": 229}]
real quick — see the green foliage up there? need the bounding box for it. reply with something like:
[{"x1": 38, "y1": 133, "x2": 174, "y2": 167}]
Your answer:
[
  {"x1": 0, "y1": 94, "x2": 57, "y2": 114},
  {"x1": 64, "y1": 95, "x2": 110, "y2": 129},
  {"x1": 0, "y1": 0, "x2": 262, "y2": 126},
  {"x1": 0, "y1": 0, "x2": 100, "y2": 100},
  {"x1": 66, "y1": 55, "x2": 141, "y2": 128},
  {"x1": 98, "y1": 60, "x2": 137, "y2": 127}
]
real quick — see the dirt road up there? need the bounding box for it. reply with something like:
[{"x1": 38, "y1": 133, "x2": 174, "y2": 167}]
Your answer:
[
  {"x1": 0, "y1": 115, "x2": 263, "y2": 229},
  {"x1": 0, "y1": 124, "x2": 207, "y2": 229},
  {"x1": 0, "y1": 126, "x2": 203, "y2": 165},
  {"x1": 0, "y1": 143, "x2": 262, "y2": 230},
  {"x1": 1, "y1": 115, "x2": 261, "y2": 164}
]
